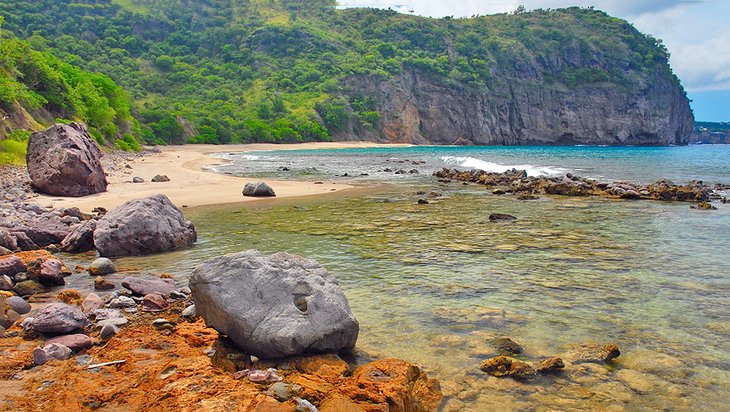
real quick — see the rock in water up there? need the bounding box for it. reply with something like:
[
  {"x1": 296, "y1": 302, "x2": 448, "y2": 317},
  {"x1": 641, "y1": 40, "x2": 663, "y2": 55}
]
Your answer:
[
  {"x1": 32, "y1": 303, "x2": 86, "y2": 335},
  {"x1": 242, "y1": 182, "x2": 276, "y2": 197},
  {"x1": 190, "y1": 250, "x2": 359, "y2": 359},
  {"x1": 88, "y1": 258, "x2": 116, "y2": 276},
  {"x1": 61, "y1": 220, "x2": 96, "y2": 253},
  {"x1": 480, "y1": 356, "x2": 536, "y2": 380},
  {"x1": 26, "y1": 123, "x2": 108, "y2": 197},
  {"x1": 491, "y1": 337, "x2": 523, "y2": 355},
  {"x1": 94, "y1": 194, "x2": 197, "y2": 257}
]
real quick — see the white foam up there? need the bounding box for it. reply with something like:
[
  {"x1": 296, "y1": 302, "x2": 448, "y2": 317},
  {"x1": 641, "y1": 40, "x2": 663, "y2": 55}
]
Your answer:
[
  {"x1": 440, "y1": 156, "x2": 566, "y2": 177},
  {"x1": 239, "y1": 154, "x2": 260, "y2": 160}
]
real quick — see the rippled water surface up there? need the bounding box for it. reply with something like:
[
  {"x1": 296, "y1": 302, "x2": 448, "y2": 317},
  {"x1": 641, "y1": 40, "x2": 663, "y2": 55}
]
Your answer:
[{"x1": 84, "y1": 145, "x2": 730, "y2": 410}]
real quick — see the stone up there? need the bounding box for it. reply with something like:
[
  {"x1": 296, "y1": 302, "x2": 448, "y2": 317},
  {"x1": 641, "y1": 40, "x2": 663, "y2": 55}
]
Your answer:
[
  {"x1": 489, "y1": 213, "x2": 517, "y2": 222},
  {"x1": 182, "y1": 304, "x2": 197, "y2": 319},
  {"x1": 0, "y1": 296, "x2": 21, "y2": 328},
  {"x1": 61, "y1": 220, "x2": 96, "y2": 253},
  {"x1": 242, "y1": 182, "x2": 276, "y2": 197},
  {"x1": 417, "y1": 199, "x2": 429, "y2": 204},
  {"x1": 0, "y1": 246, "x2": 11, "y2": 256},
  {"x1": 109, "y1": 296, "x2": 137, "y2": 309},
  {"x1": 13, "y1": 280, "x2": 45, "y2": 296},
  {"x1": 269, "y1": 382, "x2": 303, "y2": 402},
  {"x1": 26, "y1": 123, "x2": 108, "y2": 197},
  {"x1": 0, "y1": 255, "x2": 26, "y2": 278},
  {"x1": 570, "y1": 343, "x2": 621, "y2": 364},
  {"x1": 151, "y1": 175, "x2": 170, "y2": 182},
  {"x1": 33, "y1": 346, "x2": 53, "y2": 365},
  {"x1": 42, "y1": 342, "x2": 73, "y2": 362},
  {"x1": 152, "y1": 318, "x2": 174, "y2": 330},
  {"x1": 94, "y1": 194, "x2": 196, "y2": 257},
  {"x1": 100, "y1": 324, "x2": 119, "y2": 340},
  {"x1": 88, "y1": 258, "x2": 116, "y2": 276},
  {"x1": 122, "y1": 277, "x2": 177, "y2": 297},
  {"x1": 491, "y1": 337, "x2": 523, "y2": 355},
  {"x1": 132, "y1": 177, "x2": 144, "y2": 183},
  {"x1": 94, "y1": 276, "x2": 115, "y2": 290},
  {"x1": 295, "y1": 398, "x2": 318, "y2": 412},
  {"x1": 31, "y1": 258, "x2": 66, "y2": 286},
  {"x1": 0, "y1": 275, "x2": 13, "y2": 291},
  {"x1": 142, "y1": 293, "x2": 168, "y2": 312},
  {"x1": 480, "y1": 356, "x2": 536, "y2": 380},
  {"x1": 32, "y1": 303, "x2": 87, "y2": 335},
  {"x1": 96, "y1": 317, "x2": 128, "y2": 329},
  {"x1": 46, "y1": 333, "x2": 93, "y2": 352},
  {"x1": 0, "y1": 230, "x2": 18, "y2": 251},
  {"x1": 82, "y1": 293, "x2": 104, "y2": 315},
  {"x1": 190, "y1": 250, "x2": 359, "y2": 359},
  {"x1": 535, "y1": 357, "x2": 565, "y2": 374},
  {"x1": 6, "y1": 296, "x2": 31, "y2": 315}
]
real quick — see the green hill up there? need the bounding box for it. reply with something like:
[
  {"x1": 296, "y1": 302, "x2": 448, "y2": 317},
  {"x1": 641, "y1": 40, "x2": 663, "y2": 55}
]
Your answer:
[{"x1": 0, "y1": 1, "x2": 693, "y2": 145}]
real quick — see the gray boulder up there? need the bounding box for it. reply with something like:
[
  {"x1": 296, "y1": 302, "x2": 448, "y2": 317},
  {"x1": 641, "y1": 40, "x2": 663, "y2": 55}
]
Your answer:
[
  {"x1": 32, "y1": 303, "x2": 86, "y2": 335},
  {"x1": 26, "y1": 123, "x2": 108, "y2": 197},
  {"x1": 61, "y1": 219, "x2": 96, "y2": 253},
  {"x1": 243, "y1": 182, "x2": 276, "y2": 197},
  {"x1": 190, "y1": 250, "x2": 359, "y2": 359},
  {"x1": 94, "y1": 194, "x2": 196, "y2": 257},
  {"x1": 88, "y1": 258, "x2": 116, "y2": 276}
]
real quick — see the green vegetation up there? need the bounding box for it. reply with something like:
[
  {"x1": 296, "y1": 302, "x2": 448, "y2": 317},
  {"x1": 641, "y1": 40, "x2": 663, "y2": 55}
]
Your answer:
[{"x1": 0, "y1": 2, "x2": 679, "y2": 145}]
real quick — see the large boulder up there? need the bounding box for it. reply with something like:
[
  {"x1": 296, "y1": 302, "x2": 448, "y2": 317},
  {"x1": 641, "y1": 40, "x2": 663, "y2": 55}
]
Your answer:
[
  {"x1": 26, "y1": 123, "x2": 108, "y2": 197},
  {"x1": 94, "y1": 194, "x2": 197, "y2": 257},
  {"x1": 242, "y1": 182, "x2": 276, "y2": 197},
  {"x1": 189, "y1": 250, "x2": 359, "y2": 359}
]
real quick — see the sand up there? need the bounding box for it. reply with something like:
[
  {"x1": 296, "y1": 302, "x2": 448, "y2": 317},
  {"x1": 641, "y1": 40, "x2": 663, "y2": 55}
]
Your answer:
[{"x1": 38, "y1": 142, "x2": 410, "y2": 212}]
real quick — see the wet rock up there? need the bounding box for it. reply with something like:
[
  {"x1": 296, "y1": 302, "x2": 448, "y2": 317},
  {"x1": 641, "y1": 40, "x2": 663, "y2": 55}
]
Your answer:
[
  {"x1": 94, "y1": 194, "x2": 196, "y2": 257},
  {"x1": 122, "y1": 277, "x2": 177, "y2": 297},
  {"x1": 0, "y1": 255, "x2": 26, "y2": 278},
  {"x1": 151, "y1": 175, "x2": 170, "y2": 182},
  {"x1": 480, "y1": 356, "x2": 536, "y2": 380},
  {"x1": 489, "y1": 213, "x2": 517, "y2": 222},
  {"x1": 26, "y1": 123, "x2": 108, "y2": 197},
  {"x1": 109, "y1": 296, "x2": 136, "y2": 309},
  {"x1": 88, "y1": 258, "x2": 116, "y2": 276},
  {"x1": 418, "y1": 199, "x2": 429, "y2": 204},
  {"x1": 242, "y1": 181, "x2": 276, "y2": 197},
  {"x1": 535, "y1": 357, "x2": 565, "y2": 374},
  {"x1": 182, "y1": 304, "x2": 197, "y2": 319},
  {"x1": 94, "y1": 276, "x2": 115, "y2": 291},
  {"x1": 0, "y1": 246, "x2": 11, "y2": 256},
  {"x1": 268, "y1": 382, "x2": 303, "y2": 402},
  {"x1": 132, "y1": 177, "x2": 144, "y2": 183},
  {"x1": 46, "y1": 333, "x2": 93, "y2": 352},
  {"x1": 690, "y1": 201, "x2": 717, "y2": 210},
  {"x1": 32, "y1": 303, "x2": 86, "y2": 335},
  {"x1": 13, "y1": 280, "x2": 45, "y2": 296},
  {"x1": 190, "y1": 250, "x2": 359, "y2": 359},
  {"x1": 100, "y1": 323, "x2": 119, "y2": 340},
  {"x1": 615, "y1": 369, "x2": 655, "y2": 393},
  {"x1": 570, "y1": 343, "x2": 621, "y2": 364},
  {"x1": 6, "y1": 296, "x2": 31, "y2": 315},
  {"x1": 61, "y1": 220, "x2": 97, "y2": 253},
  {"x1": 491, "y1": 337, "x2": 523, "y2": 355},
  {"x1": 142, "y1": 293, "x2": 168, "y2": 312},
  {"x1": 82, "y1": 293, "x2": 104, "y2": 315},
  {"x1": 0, "y1": 297, "x2": 21, "y2": 328}
]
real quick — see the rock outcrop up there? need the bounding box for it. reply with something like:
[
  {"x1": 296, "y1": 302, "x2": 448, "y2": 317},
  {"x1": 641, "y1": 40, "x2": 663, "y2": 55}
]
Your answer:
[
  {"x1": 94, "y1": 194, "x2": 197, "y2": 257},
  {"x1": 26, "y1": 123, "x2": 108, "y2": 197},
  {"x1": 189, "y1": 250, "x2": 359, "y2": 359},
  {"x1": 242, "y1": 182, "x2": 276, "y2": 197}
]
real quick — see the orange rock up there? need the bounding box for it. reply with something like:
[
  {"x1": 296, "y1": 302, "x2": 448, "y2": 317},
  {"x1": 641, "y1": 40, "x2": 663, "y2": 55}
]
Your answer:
[
  {"x1": 57, "y1": 289, "x2": 82, "y2": 306},
  {"x1": 294, "y1": 354, "x2": 349, "y2": 380},
  {"x1": 320, "y1": 394, "x2": 367, "y2": 412}
]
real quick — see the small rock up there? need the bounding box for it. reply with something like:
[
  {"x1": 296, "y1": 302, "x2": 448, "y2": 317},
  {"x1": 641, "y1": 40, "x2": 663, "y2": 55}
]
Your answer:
[
  {"x1": 535, "y1": 357, "x2": 565, "y2": 374},
  {"x1": 88, "y1": 258, "x2": 116, "y2": 276},
  {"x1": 0, "y1": 275, "x2": 13, "y2": 291},
  {"x1": 0, "y1": 255, "x2": 26, "y2": 278},
  {"x1": 82, "y1": 293, "x2": 104, "y2": 315},
  {"x1": 100, "y1": 323, "x2": 119, "y2": 340},
  {"x1": 242, "y1": 182, "x2": 276, "y2": 197},
  {"x1": 418, "y1": 199, "x2": 429, "y2": 204},
  {"x1": 182, "y1": 304, "x2": 197, "y2": 319},
  {"x1": 142, "y1": 293, "x2": 168, "y2": 312},
  {"x1": 489, "y1": 213, "x2": 517, "y2": 222},
  {"x1": 269, "y1": 382, "x2": 302, "y2": 402},
  {"x1": 6, "y1": 296, "x2": 31, "y2": 315},
  {"x1": 43, "y1": 342, "x2": 73, "y2": 362},
  {"x1": 46, "y1": 333, "x2": 93, "y2": 352},
  {"x1": 13, "y1": 280, "x2": 45, "y2": 296},
  {"x1": 132, "y1": 177, "x2": 144, "y2": 183},
  {"x1": 94, "y1": 276, "x2": 115, "y2": 290},
  {"x1": 152, "y1": 318, "x2": 174, "y2": 330},
  {"x1": 571, "y1": 343, "x2": 621, "y2": 364},
  {"x1": 295, "y1": 397, "x2": 318, "y2": 412},
  {"x1": 122, "y1": 277, "x2": 176, "y2": 297},
  {"x1": 20, "y1": 317, "x2": 34, "y2": 333},
  {"x1": 96, "y1": 317, "x2": 128, "y2": 329},
  {"x1": 108, "y1": 296, "x2": 136, "y2": 309},
  {"x1": 491, "y1": 337, "x2": 523, "y2": 355},
  {"x1": 32, "y1": 303, "x2": 86, "y2": 334},
  {"x1": 233, "y1": 368, "x2": 283, "y2": 383},
  {"x1": 33, "y1": 346, "x2": 53, "y2": 365},
  {"x1": 151, "y1": 175, "x2": 170, "y2": 182},
  {"x1": 480, "y1": 356, "x2": 536, "y2": 380},
  {"x1": 32, "y1": 258, "x2": 66, "y2": 286},
  {"x1": 492, "y1": 189, "x2": 506, "y2": 195}
]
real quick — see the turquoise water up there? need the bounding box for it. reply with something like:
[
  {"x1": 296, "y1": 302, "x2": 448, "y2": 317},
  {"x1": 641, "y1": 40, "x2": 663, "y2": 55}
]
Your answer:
[{"x1": 76, "y1": 145, "x2": 730, "y2": 410}]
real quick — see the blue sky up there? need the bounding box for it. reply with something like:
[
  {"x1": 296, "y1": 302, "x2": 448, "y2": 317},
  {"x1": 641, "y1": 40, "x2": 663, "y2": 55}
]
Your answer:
[{"x1": 339, "y1": 1, "x2": 730, "y2": 122}]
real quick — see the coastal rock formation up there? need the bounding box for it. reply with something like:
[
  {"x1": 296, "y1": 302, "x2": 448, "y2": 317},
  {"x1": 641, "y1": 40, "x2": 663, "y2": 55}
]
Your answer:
[
  {"x1": 94, "y1": 194, "x2": 197, "y2": 257},
  {"x1": 61, "y1": 220, "x2": 96, "y2": 253},
  {"x1": 26, "y1": 123, "x2": 108, "y2": 197},
  {"x1": 190, "y1": 250, "x2": 359, "y2": 359},
  {"x1": 242, "y1": 182, "x2": 276, "y2": 197}
]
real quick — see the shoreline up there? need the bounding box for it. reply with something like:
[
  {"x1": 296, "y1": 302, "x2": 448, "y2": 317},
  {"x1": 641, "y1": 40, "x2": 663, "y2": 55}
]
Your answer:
[{"x1": 37, "y1": 142, "x2": 412, "y2": 212}]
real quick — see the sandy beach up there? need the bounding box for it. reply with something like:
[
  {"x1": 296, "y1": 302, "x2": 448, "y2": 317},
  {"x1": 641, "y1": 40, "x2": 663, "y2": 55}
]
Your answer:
[{"x1": 38, "y1": 142, "x2": 410, "y2": 212}]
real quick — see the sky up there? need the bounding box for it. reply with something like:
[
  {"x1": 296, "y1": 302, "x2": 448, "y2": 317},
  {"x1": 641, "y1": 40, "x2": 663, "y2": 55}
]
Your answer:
[{"x1": 338, "y1": 1, "x2": 730, "y2": 122}]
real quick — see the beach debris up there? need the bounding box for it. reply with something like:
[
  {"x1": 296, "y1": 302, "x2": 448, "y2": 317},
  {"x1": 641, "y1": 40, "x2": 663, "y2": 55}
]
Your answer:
[
  {"x1": 242, "y1": 181, "x2": 276, "y2": 197},
  {"x1": 87, "y1": 360, "x2": 126, "y2": 369},
  {"x1": 88, "y1": 258, "x2": 116, "y2": 276},
  {"x1": 480, "y1": 356, "x2": 536, "y2": 380},
  {"x1": 233, "y1": 368, "x2": 283, "y2": 383},
  {"x1": 151, "y1": 175, "x2": 170, "y2": 182}
]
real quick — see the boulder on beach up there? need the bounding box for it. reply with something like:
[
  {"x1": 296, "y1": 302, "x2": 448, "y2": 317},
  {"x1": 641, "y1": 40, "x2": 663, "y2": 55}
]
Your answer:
[
  {"x1": 94, "y1": 194, "x2": 197, "y2": 257},
  {"x1": 189, "y1": 250, "x2": 359, "y2": 359},
  {"x1": 242, "y1": 182, "x2": 276, "y2": 197},
  {"x1": 26, "y1": 123, "x2": 108, "y2": 197}
]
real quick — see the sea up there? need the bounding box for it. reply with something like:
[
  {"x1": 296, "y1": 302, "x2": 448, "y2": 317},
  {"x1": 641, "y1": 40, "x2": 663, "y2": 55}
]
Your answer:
[{"x1": 78, "y1": 145, "x2": 730, "y2": 410}]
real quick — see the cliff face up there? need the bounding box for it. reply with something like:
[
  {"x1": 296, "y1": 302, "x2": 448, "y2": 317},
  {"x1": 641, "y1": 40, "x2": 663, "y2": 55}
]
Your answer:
[{"x1": 343, "y1": 68, "x2": 693, "y2": 146}]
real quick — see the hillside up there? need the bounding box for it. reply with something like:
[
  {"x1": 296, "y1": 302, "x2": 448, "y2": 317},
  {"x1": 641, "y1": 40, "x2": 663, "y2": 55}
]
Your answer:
[{"x1": 0, "y1": 1, "x2": 693, "y2": 145}]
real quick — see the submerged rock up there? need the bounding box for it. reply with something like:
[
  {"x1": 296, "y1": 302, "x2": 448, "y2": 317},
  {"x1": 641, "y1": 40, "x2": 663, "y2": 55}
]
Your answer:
[
  {"x1": 480, "y1": 356, "x2": 536, "y2": 380},
  {"x1": 570, "y1": 343, "x2": 621, "y2": 364},
  {"x1": 242, "y1": 182, "x2": 276, "y2": 197},
  {"x1": 94, "y1": 194, "x2": 196, "y2": 257},
  {"x1": 26, "y1": 123, "x2": 107, "y2": 197},
  {"x1": 190, "y1": 250, "x2": 359, "y2": 359},
  {"x1": 535, "y1": 357, "x2": 565, "y2": 374},
  {"x1": 491, "y1": 337, "x2": 523, "y2": 355}
]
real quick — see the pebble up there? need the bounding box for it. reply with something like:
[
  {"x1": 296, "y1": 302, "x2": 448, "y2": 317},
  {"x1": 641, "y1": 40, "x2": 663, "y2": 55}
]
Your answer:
[
  {"x1": 94, "y1": 276, "x2": 115, "y2": 290},
  {"x1": 96, "y1": 317, "x2": 128, "y2": 329},
  {"x1": 182, "y1": 304, "x2": 197, "y2": 319},
  {"x1": 152, "y1": 318, "x2": 174, "y2": 330},
  {"x1": 82, "y1": 293, "x2": 103, "y2": 315},
  {"x1": 0, "y1": 275, "x2": 13, "y2": 291},
  {"x1": 100, "y1": 324, "x2": 119, "y2": 341}
]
